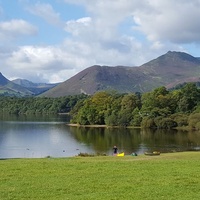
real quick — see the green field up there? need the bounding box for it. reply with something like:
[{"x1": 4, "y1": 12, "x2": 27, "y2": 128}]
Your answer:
[{"x1": 1, "y1": 152, "x2": 200, "y2": 200}]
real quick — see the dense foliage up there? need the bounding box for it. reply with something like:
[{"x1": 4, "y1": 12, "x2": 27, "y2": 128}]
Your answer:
[
  {"x1": 70, "y1": 83, "x2": 200, "y2": 129},
  {"x1": 1, "y1": 83, "x2": 200, "y2": 129},
  {"x1": 0, "y1": 94, "x2": 88, "y2": 115}
]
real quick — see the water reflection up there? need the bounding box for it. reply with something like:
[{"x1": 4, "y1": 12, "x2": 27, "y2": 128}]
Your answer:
[
  {"x1": 0, "y1": 113, "x2": 70, "y2": 122},
  {"x1": 1, "y1": 114, "x2": 200, "y2": 158},
  {"x1": 69, "y1": 127, "x2": 200, "y2": 155},
  {"x1": 0, "y1": 118, "x2": 92, "y2": 159}
]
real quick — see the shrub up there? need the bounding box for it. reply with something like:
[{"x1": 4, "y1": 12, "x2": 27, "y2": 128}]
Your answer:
[
  {"x1": 195, "y1": 122, "x2": 200, "y2": 130},
  {"x1": 170, "y1": 113, "x2": 188, "y2": 127},
  {"x1": 188, "y1": 113, "x2": 200, "y2": 129},
  {"x1": 158, "y1": 118, "x2": 177, "y2": 129},
  {"x1": 141, "y1": 117, "x2": 155, "y2": 128}
]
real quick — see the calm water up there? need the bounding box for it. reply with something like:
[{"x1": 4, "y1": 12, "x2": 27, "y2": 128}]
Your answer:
[{"x1": 1, "y1": 114, "x2": 200, "y2": 158}]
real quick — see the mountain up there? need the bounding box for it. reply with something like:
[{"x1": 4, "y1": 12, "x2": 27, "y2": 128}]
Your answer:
[
  {"x1": 40, "y1": 65, "x2": 150, "y2": 97},
  {"x1": 41, "y1": 51, "x2": 200, "y2": 97},
  {"x1": 2, "y1": 51, "x2": 200, "y2": 97},
  {"x1": 140, "y1": 51, "x2": 200, "y2": 88},
  {"x1": 12, "y1": 79, "x2": 57, "y2": 95},
  {"x1": 0, "y1": 74, "x2": 57, "y2": 97},
  {"x1": 0, "y1": 73, "x2": 34, "y2": 97},
  {"x1": 0, "y1": 72, "x2": 9, "y2": 85}
]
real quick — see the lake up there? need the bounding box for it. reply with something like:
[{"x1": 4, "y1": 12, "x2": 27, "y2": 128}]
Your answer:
[{"x1": 1, "y1": 114, "x2": 200, "y2": 159}]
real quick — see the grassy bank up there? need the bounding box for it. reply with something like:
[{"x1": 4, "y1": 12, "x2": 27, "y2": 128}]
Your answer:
[{"x1": 1, "y1": 152, "x2": 200, "y2": 200}]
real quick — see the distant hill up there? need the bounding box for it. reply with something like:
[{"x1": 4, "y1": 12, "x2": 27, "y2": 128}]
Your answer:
[
  {"x1": 12, "y1": 79, "x2": 57, "y2": 95},
  {"x1": 41, "y1": 51, "x2": 200, "y2": 97},
  {"x1": 0, "y1": 72, "x2": 9, "y2": 85},
  {"x1": 0, "y1": 73, "x2": 34, "y2": 97},
  {"x1": 0, "y1": 74, "x2": 57, "y2": 97}
]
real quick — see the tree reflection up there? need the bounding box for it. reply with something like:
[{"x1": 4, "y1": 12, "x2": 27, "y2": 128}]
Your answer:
[{"x1": 69, "y1": 127, "x2": 200, "y2": 154}]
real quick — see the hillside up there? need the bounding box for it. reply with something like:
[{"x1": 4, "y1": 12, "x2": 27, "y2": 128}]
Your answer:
[
  {"x1": 0, "y1": 72, "x2": 58, "y2": 97},
  {"x1": 0, "y1": 72, "x2": 9, "y2": 85},
  {"x1": 40, "y1": 65, "x2": 153, "y2": 97},
  {"x1": 140, "y1": 51, "x2": 200, "y2": 88},
  {"x1": 41, "y1": 51, "x2": 200, "y2": 97},
  {"x1": 0, "y1": 73, "x2": 34, "y2": 97},
  {"x1": 12, "y1": 79, "x2": 57, "y2": 95}
]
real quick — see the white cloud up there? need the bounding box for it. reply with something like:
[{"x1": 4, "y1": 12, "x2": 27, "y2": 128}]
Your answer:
[
  {"x1": 4, "y1": 45, "x2": 94, "y2": 83},
  {"x1": 6, "y1": 46, "x2": 67, "y2": 70},
  {"x1": 2, "y1": 36, "x2": 141, "y2": 83},
  {"x1": 64, "y1": 0, "x2": 200, "y2": 44},
  {"x1": 65, "y1": 17, "x2": 92, "y2": 36},
  {"x1": 0, "y1": 19, "x2": 37, "y2": 42},
  {"x1": 62, "y1": 0, "x2": 200, "y2": 64},
  {"x1": 2, "y1": 0, "x2": 200, "y2": 84},
  {"x1": 132, "y1": 0, "x2": 200, "y2": 43},
  {"x1": 26, "y1": 3, "x2": 62, "y2": 26}
]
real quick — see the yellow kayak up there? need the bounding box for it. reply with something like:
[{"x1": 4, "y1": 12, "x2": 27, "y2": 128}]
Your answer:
[{"x1": 117, "y1": 152, "x2": 124, "y2": 157}]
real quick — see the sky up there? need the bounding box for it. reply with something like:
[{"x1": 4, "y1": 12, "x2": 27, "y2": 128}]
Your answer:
[{"x1": 1, "y1": 0, "x2": 200, "y2": 83}]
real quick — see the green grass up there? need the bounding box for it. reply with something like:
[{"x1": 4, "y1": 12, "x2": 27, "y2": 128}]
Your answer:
[{"x1": 1, "y1": 152, "x2": 200, "y2": 200}]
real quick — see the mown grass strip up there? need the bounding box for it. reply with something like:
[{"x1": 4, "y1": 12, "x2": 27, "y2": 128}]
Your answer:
[{"x1": 0, "y1": 152, "x2": 200, "y2": 200}]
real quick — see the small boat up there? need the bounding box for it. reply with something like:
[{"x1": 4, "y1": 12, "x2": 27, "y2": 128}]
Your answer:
[
  {"x1": 117, "y1": 152, "x2": 125, "y2": 157},
  {"x1": 144, "y1": 151, "x2": 160, "y2": 156}
]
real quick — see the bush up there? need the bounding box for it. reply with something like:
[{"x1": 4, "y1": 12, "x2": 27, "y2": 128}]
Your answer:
[
  {"x1": 141, "y1": 117, "x2": 155, "y2": 128},
  {"x1": 158, "y1": 118, "x2": 177, "y2": 129},
  {"x1": 170, "y1": 113, "x2": 188, "y2": 127},
  {"x1": 105, "y1": 113, "x2": 118, "y2": 126},
  {"x1": 195, "y1": 122, "x2": 200, "y2": 130},
  {"x1": 130, "y1": 115, "x2": 142, "y2": 126},
  {"x1": 188, "y1": 113, "x2": 200, "y2": 129}
]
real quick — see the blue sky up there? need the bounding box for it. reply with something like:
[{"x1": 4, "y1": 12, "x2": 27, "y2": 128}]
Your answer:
[{"x1": 1, "y1": 0, "x2": 200, "y2": 83}]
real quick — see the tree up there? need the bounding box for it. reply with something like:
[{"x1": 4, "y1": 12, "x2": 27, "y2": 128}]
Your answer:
[
  {"x1": 117, "y1": 93, "x2": 141, "y2": 126},
  {"x1": 130, "y1": 107, "x2": 142, "y2": 126},
  {"x1": 188, "y1": 113, "x2": 200, "y2": 129},
  {"x1": 141, "y1": 86, "x2": 173, "y2": 118},
  {"x1": 177, "y1": 83, "x2": 200, "y2": 113}
]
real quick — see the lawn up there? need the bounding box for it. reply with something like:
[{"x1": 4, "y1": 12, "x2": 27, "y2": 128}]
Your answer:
[{"x1": 0, "y1": 152, "x2": 200, "y2": 200}]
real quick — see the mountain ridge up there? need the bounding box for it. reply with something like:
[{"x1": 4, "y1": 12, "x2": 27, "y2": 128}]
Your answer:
[
  {"x1": 0, "y1": 72, "x2": 10, "y2": 85},
  {"x1": 1, "y1": 51, "x2": 200, "y2": 97},
  {"x1": 12, "y1": 79, "x2": 57, "y2": 95},
  {"x1": 0, "y1": 74, "x2": 57, "y2": 97},
  {"x1": 41, "y1": 51, "x2": 200, "y2": 97},
  {"x1": 0, "y1": 73, "x2": 34, "y2": 96}
]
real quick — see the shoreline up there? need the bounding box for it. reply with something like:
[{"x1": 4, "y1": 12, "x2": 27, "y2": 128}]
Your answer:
[
  {"x1": 66, "y1": 123, "x2": 194, "y2": 131},
  {"x1": 67, "y1": 123, "x2": 109, "y2": 128},
  {"x1": 66, "y1": 123, "x2": 140, "y2": 129}
]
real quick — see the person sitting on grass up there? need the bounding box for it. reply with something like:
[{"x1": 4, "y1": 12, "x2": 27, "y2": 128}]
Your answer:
[{"x1": 113, "y1": 146, "x2": 118, "y2": 155}]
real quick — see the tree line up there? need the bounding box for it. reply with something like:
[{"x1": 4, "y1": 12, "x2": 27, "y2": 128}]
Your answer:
[
  {"x1": 70, "y1": 83, "x2": 200, "y2": 129},
  {"x1": 0, "y1": 94, "x2": 87, "y2": 115},
  {"x1": 1, "y1": 83, "x2": 200, "y2": 129}
]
